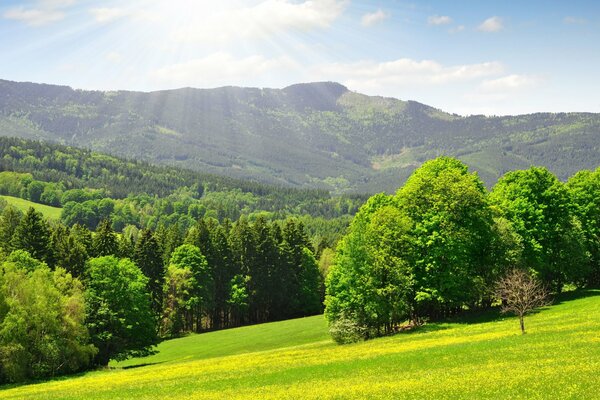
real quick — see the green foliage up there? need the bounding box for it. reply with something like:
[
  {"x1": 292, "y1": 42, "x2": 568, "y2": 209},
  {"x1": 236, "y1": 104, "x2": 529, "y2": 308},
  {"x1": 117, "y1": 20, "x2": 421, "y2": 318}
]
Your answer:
[
  {"x1": 84, "y1": 256, "x2": 157, "y2": 366},
  {"x1": 134, "y1": 230, "x2": 165, "y2": 315},
  {"x1": 567, "y1": 168, "x2": 600, "y2": 286},
  {"x1": 11, "y1": 207, "x2": 51, "y2": 264},
  {"x1": 327, "y1": 157, "x2": 510, "y2": 339},
  {"x1": 490, "y1": 167, "x2": 589, "y2": 290},
  {"x1": 0, "y1": 252, "x2": 95, "y2": 383}
]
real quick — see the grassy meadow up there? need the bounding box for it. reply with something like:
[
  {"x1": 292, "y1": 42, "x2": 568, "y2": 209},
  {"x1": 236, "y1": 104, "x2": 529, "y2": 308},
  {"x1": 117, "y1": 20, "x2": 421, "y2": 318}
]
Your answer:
[
  {"x1": 0, "y1": 195, "x2": 62, "y2": 220},
  {"x1": 1, "y1": 290, "x2": 598, "y2": 399}
]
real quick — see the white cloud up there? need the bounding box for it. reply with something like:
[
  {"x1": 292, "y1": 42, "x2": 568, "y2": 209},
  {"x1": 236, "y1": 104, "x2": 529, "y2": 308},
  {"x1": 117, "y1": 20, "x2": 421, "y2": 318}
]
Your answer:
[
  {"x1": 361, "y1": 9, "x2": 389, "y2": 27},
  {"x1": 479, "y1": 74, "x2": 540, "y2": 92},
  {"x1": 478, "y1": 16, "x2": 504, "y2": 32},
  {"x1": 90, "y1": 7, "x2": 129, "y2": 23},
  {"x1": 106, "y1": 52, "x2": 122, "y2": 63},
  {"x1": 172, "y1": 0, "x2": 347, "y2": 43},
  {"x1": 3, "y1": 7, "x2": 64, "y2": 26},
  {"x1": 312, "y1": 58, "x2": 504, "y2": 91},
  {"x1": 149, "y1": 53, "x2": 297, "y2": 87},
  {"x1": 427, "y1": 15, "x2": 452, "y2": 26},
  {"x1": 449, "y1": 25, "x2": 465, "y2": 33},
  {"x1": 564, "y1": 16, "x2": 587, "y2": 25},
  {"x1": 89, "y1": 7, "x2": 157, "y2": 23},
  {"x1": 3, "y1": 0, "x2": 75, "y2": 26}
]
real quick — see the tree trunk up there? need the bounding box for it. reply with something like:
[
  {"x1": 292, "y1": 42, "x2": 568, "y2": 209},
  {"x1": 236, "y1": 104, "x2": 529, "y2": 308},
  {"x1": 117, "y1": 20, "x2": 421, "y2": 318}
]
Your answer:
[{"x1": 519, "y1": 315, "x2": 526, "y2": 334}]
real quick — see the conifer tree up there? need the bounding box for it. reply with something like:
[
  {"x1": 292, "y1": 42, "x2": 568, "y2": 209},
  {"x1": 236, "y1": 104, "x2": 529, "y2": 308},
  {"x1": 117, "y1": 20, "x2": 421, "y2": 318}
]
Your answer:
[
  {"x1": 11, "y1": 207, "x2": 51, "y2": 263},
  {"x1": 134, "y1": 229, "x2": 165, "y2": 316},
  {"x1": 92, "y1": 219, "x2": 118, "y2": 257}
]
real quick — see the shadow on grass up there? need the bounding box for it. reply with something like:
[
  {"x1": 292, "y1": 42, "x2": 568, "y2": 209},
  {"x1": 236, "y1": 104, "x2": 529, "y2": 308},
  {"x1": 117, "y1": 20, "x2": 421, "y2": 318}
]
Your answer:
[
  {"x1": 552, "y1": 288, "x2": 600, "y2": 305},
  {"x1": 121, "y1": 361, "x2": 165, "y2": 370}
]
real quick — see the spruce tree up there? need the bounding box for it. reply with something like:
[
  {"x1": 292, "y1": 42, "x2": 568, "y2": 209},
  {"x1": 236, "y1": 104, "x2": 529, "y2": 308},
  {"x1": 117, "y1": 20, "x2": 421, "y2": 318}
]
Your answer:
[
  {"x1": 11, "y1": 207, "x2": 51, "y2": 263},
  {"x1": 134, "y1": 229, "x2": 165, "y2": 316},
  {"x1": 92, "y1": 219, "x2": 119, "y2": 257}
]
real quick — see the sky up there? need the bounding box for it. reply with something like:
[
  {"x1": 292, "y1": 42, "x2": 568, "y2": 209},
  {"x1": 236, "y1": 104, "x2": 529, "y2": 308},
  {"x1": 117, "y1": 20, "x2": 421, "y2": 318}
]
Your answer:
[{"x1": 1, "y1": 0, "x2": 599, "y2": 115}]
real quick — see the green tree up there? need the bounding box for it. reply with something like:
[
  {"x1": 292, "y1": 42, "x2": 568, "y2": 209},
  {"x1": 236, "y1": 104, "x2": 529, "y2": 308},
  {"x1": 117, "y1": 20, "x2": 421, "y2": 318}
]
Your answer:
[
  {"x1": 92, "y1": 219, "x2": 119, "y2": 257},
  {"x1": 11, "y1": 207, "x2": 51, "y2": 263},
  {"x1": 0, "y1": 206, "x2": 22, "y2": 257},
  {"x1": 325, "y1": 194, "x2": 413, "y2": 338},
  {"x1": 0, "y1": 252, "x2": 95, "y2": 383},
  {"x1": 169, "y1": 244, "x2": 211, "y2": 332},
  {"x1": 161, "y1": 264, "x2": 195, "y2": 337},
  {"x1": 84, "y1": 256, "x2": 157, "y2": 366},
  {"x1": 567, "y1": 168, "x2": 600, "y2": 286},
  {"x1": 490, "y1": 167, "x2": 588, "y2": 291},
  {"x1": 396, "y1": 157, "x2": 497, "y2": 318},
  {"x1": 134, "y1": 229, "x2": 165, "y2": 316}
]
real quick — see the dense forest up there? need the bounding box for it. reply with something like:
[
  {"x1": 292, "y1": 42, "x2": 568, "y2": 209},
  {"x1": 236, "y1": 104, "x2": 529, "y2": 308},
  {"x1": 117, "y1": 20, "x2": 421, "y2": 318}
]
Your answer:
[
  {"x1": 1, "y1": 79, "x2": 600, "y2": 192},
  {"x1": 0, "y1": 137, "x2": 364, "y2": 247}
]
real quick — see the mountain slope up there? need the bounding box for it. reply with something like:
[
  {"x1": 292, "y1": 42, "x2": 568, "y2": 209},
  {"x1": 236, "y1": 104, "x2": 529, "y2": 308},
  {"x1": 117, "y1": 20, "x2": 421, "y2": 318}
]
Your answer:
[{"x1": 1, "y1": 79, "x2": 599, "y2": 192}]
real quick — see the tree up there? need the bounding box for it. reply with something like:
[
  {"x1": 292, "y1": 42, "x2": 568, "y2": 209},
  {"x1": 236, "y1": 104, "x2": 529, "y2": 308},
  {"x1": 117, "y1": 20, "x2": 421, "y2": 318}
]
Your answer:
[
  {"x1": 567, "y1": 168, "x2": 600, "y2": 286},
  {"x1": 325, "y1": 194, "x2": 413, "y2": 338},
  {"x1": 84, "y1": 256, "x2": 157, "y2": 366},
  {"x1": 396, "y1": 157, "x2": 497, "y2": 318},
  {"x1": 0, "y1": 206, "x2": 22, "y2": 257},
  {"x1": 92, "y1": 219, "x2": 118, "y2": 257},
  {"x1": 494, "y1": 269, "x2": 550, "y2": 334},
  {"x1": 11, "y1": 207, "x2": 51, "y2": 263},
  {"x1": 161, "y1": 264, "x2": 195, "y2": 337},
  {"x1": 168, "y1": 244, "x2": 211, "y2": 332},
  {"x1": 490, "y1": 167, "x2": 589, "y2": 291},
  {"x1": 0, "y1": 252, "x2": 95, "y2": 383},
  {"x1": 134, "y1": 229, "x2": 165, "y2": 316}
]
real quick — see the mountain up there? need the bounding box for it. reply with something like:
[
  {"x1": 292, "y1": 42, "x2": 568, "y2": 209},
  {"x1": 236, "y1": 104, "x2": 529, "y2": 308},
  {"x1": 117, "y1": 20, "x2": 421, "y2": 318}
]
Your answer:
[{"x1": 1, "y1": 79, "x2": 599, "y2": 192}]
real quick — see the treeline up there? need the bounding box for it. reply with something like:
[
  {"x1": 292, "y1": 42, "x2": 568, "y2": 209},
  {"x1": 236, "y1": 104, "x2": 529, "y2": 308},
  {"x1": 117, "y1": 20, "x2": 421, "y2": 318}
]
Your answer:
[
  {"x1": 325, "y1": 157, "x2": 600, "y2": 342},
  {"x1": 0, "y1": 208, "x2": 323, "y2": 383},
  {"x1": 0, "y1": 137, "x2": 366, "y2": 219}
]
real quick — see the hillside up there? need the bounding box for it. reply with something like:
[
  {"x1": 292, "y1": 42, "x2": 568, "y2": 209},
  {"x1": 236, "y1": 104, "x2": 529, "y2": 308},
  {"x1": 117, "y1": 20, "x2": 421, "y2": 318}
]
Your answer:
[
  {"x1": 0, "y1": 195, "x2": 61, "y2": 220},
  {"x1": 1, "y1": 291, "x2": 598, "y2": 399},
  {"x1": 1, "y1": 79, "x2": 600, "y2": 192}
]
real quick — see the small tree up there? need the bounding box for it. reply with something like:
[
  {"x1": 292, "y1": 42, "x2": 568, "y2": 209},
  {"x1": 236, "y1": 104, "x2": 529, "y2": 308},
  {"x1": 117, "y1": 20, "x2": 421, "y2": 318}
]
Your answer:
[{"x1": 495, "y1": 269, "x2": 550, "y2": 334}]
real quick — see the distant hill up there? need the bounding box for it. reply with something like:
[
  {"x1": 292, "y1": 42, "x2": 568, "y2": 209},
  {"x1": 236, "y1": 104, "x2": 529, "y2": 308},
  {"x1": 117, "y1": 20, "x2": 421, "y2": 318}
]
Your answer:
[{"x1": 1, "y1": 79, "x2": 599, "y2": 192}]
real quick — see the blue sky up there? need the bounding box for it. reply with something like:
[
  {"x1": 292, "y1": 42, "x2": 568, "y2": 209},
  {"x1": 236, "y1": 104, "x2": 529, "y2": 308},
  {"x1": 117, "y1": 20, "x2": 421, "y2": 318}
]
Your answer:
[{"x1": 1, "y1": 0, "x2": 599, "y2": 115}]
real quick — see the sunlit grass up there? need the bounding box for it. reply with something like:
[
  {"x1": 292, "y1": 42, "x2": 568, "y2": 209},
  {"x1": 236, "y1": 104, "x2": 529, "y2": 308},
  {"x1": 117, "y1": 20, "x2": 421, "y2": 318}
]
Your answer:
[
  {"x1": 0, "y1": 195, "x2": 62, "y2": 220},
  {"x1": 1, "y1": 291, "x2": 598, "y2": 399}
]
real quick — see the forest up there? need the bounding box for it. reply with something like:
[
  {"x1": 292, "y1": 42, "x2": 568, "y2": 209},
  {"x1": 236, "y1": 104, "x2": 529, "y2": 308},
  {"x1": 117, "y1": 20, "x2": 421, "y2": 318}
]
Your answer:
[{"x1": 1, "y1": 143, "x2": 600, "y2": 384}]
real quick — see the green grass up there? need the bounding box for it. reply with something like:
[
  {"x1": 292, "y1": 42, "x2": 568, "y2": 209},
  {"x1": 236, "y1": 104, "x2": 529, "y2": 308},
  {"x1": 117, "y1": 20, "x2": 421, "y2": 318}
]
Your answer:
[
  {"x1": 1, "y1": 291, "x2": 599, "y2": 399},
  {"x1": 0, "y1": 195, "x2": 62, "y2": 220}
]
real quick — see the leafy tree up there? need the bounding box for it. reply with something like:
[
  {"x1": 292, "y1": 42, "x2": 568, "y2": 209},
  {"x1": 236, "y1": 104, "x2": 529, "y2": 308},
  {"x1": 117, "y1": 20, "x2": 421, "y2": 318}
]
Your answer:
[
  {"x1": 169, "y1": 245, "x2": 211, "y2": 332},
  {"x1": 567, "y1": 168, "x2": 600, "y2": 286},
  {"x1": 490, "y1": 167, "x2": 588, "y2": 291},
  {"x1": 134, "y1": 229, "x2": 165, "y2": 316},
  {"x1": 396, "y1": 157, "x2": 497, "y2": 318},
  {"x1": 0, "y1": 252, "x2": 95, "y2": 383},
  {"x1": 161, "y1": 264, "x2": 195, "y2": 337},
  {"x1": 11, "y1": 207, "x2": 51, "y2": 263},
  {"x1": 84, "y1": 256, "x2": 157, "y2": 366},
  {"x1": 325, "y1": 194, "x2": 413, "y2": 338}
]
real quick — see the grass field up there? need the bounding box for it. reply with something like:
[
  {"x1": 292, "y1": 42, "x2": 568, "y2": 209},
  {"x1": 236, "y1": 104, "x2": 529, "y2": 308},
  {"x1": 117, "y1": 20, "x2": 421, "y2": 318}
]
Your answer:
[
  {"x1": 1, "y1": 291, "x2": 599, "y2": 399},
  {"x1": 0, "y1": 195, "x2": 62, "y2": 220}
]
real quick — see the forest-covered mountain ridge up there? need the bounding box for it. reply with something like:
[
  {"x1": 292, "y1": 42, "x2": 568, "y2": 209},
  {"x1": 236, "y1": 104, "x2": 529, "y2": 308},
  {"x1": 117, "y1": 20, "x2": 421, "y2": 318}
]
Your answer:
[{"x1": 1, "y1": 78, "x2": 600, "y2": 192}]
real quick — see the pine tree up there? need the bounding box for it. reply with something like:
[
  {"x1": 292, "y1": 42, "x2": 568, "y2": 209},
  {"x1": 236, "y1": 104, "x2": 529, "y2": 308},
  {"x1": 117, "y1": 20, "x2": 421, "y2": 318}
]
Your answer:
[
  {"x1": 134, "y1": 229, "x2": 165, "y2": 316},
  {"x1": 11, "y1": 207, "x2": 51, "y2": 263},
  {"x1": 0, "y1": 206, "x2": 22, "y2": 256},
  {"x1": 92, "y1": 219, "x2": 119, "y2": 257}
]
